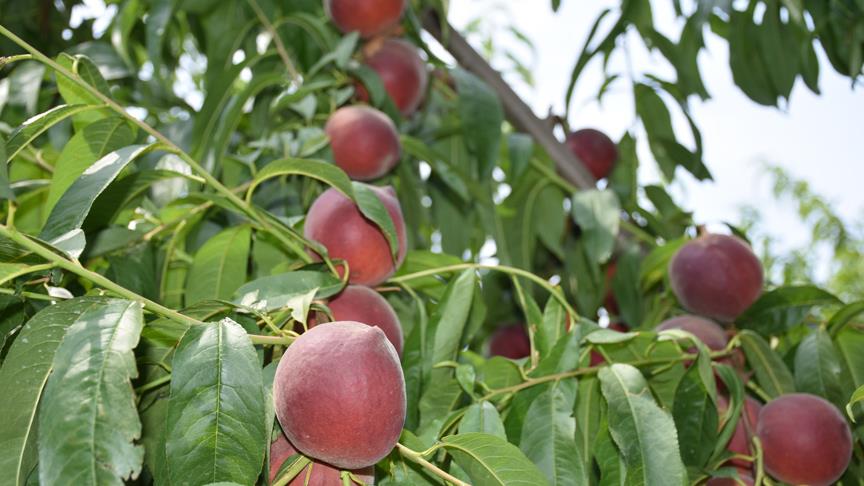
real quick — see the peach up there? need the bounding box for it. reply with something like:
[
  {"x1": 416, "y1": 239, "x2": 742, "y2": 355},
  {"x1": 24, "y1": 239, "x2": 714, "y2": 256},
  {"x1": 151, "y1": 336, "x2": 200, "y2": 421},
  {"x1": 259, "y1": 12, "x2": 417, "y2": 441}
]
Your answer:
[
  {"x1": 757, "y1": 393, "x2": 853, "y2": 486},
  {"x1": 304, "y1": 185, "x2": 407, "y2": 286},
  {"x1": 656, "y1": 315, "x2": 728, "y2": 351},
  {"x1": 274, "y1": 322, "x2": 406, "y2": 469},
  {"x1": 488, "y1": 324, "x2": 530, "y2": 360},
  {"x1": 669, "y1": 234, "x2": 763, "y2": 322},
  {"x1": 324, "y1": 0, "x2": 404, "y2": 38},
  {"x1": 359, "y1": 39, "x2": 428, "y2": 116},
  {"x1": 269, "y1": 432, "x2": 375, "y2": 485},
  {"x1": 312, "y1": 285, "x2": 403, "y2": 356},
  {"x1": 325, "y1": 105, "x2": 401, "y2": 181},
  {"x1": 717, "y1": 395, "x2": 762, "y2": 468},
  {"x1": 564, "y1": 128, "x2": 617, "y2": 181}
]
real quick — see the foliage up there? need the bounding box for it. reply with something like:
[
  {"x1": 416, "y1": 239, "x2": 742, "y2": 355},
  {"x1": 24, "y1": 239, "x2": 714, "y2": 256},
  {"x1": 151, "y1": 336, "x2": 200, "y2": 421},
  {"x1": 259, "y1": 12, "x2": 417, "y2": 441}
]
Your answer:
[{"x1": 1, "y1": 1, "x2": 862, "y2": 485}]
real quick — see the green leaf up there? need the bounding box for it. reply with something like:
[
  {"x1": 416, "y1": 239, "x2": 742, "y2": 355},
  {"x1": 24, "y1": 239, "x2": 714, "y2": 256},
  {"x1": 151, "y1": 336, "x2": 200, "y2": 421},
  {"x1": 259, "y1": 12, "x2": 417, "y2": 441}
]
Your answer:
[
  {"x1": 38, "y1": 299, "x2": 145, "y2": 485},
  {"x1": 0, "y1": 134, "x2": 12, "y2": 201},
  {"x1": 233, "y1": 270, "x2": 343, "y2": 312},
  {"x1": 574, "y1": 377, "x2": 602, "y2": 473},
  {"x1": 827, "y1": 301, "x2": 864, "y2": 335},
  {"x1": 737, "y1": 285, "x2": 841, "y2": 336},
  {"x1": 537, "y1": 295, "x2": 568, "y2": 357},
  {"x1": 672, "y1": 355, "x2": 718, "y2": 468},
  {"x1": 47, "y1": 116, "x2": 136, "y2": 212},
  {"x1": 5, "y1": 104, "x2": 104, "y2": 163},
  {"x1": 0, "y1": 297, "x2": 111, "y2": 486},
  {"x1": 441, "y1": 433, "x2": 550, "y2": 486},
  {"x1": 185, "y1": 225, "x2": 252, "y2": 305},
  {"x1": 452, "y1": 69, "x2": 503, "y2": 180},
  {"x1": 794, "y1": 329, "x2": 853, "y2": 409},
  {"x1": 55, "y1": 54, "x2": 112, "y2": 129},
  {"x1": 598, "y1": 364, "x2": 687, "y2": 486},
  {"x1": 246, "y1": 157, "x2": 354, "y2": 203},
  {"x1": 848, "y1": 385, "x2": 864, "y2": 422},
  {"x1": 571, "y1": 189, "x2": 620, "y2": 264},
  {"x1": 428, "y1": 270, "x2": 476, "y2": 378},
  {"x1": 738, "y1": 330, "x2": 795, "y2": 398},
  {"x1": 836, "y1": 328, "x2": 864, "y2": 388},
  {"x1": 460, "y1": 401, "x2": 507, "y2": 438},
  {"x1": 165, "y1": 319, "x2": 267, "y2": 485},
  {"x1": 39, "y1": 144, "x2": 159, "y2": 242},
  {"x1": 520, "y1": 384, "x2": 589, "y2": 486},
  {"x1": 352, "y1": 181, "x2": 400, "y2": 261}
]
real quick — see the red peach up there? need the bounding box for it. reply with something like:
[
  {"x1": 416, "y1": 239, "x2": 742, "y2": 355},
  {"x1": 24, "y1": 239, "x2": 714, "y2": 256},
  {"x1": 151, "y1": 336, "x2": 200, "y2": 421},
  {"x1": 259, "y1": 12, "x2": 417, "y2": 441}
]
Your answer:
[
  {"x1": 274, "y1": 322, "x2": 406, "y2": 469},
  {"x1": 669, "y1": 234, "x2": 763, "y2": 322},
  {"x1": 488, "y1": 324, "x2": 530, "y2": 360},
  {"x1": 269, "y1": 432, "x2": 374, "y2": 485},
  {"x1": 564, "y1": 128, "x2": 617, "y2": 181},
  {"x1": 324, "y1": 0, "x2": 404, "y2": 38},
  {"x1": 757, "y1": 393, "x2": 853, "y2": 486},
  {"x1": 304, "y1": 186, "x2": 407, "y2": 286},
  {"x1": 359, "y1": 39, "x2": 428, "y2": 116},
  {"x1": 717, "y1": 395, "x2": 762, "y2": 468},
  {"x1": 325, "y1": 105, "x2": 401, "y2": 181},
  {"x1": 705, "y1": 471, "x2": 754, "y2": 486},
  {"x1": 656, "y1": 314, "x2": 728, "y2": 351},
  {"x1": 313, "y1": 285, "x2": 404, "y2": 356}
]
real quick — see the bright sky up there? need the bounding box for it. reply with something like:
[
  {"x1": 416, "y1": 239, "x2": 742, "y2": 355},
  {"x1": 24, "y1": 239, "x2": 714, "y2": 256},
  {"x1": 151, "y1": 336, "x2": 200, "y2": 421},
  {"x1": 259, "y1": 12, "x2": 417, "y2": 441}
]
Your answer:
[{"x1": 447, "y1": 0, "x2": 863, "y2": 254}]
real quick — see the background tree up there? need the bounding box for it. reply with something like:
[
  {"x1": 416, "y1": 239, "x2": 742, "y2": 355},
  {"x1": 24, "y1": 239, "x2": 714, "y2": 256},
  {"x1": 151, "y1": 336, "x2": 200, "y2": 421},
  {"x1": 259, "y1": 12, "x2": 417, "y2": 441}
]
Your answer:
[{"x1": 0, "y1": 0, "x2": 862, "y2": 485}]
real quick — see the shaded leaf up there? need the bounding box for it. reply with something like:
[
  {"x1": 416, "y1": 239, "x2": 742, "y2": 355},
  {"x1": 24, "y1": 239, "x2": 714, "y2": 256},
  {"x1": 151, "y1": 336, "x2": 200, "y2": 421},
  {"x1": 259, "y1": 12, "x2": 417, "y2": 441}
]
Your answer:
[
  {"x1": 38, "y1": 299, "x2": 145, "y2": 485},
  {"x1": 165, "y1": 319, "x2": 267, "y2": 485},
  {"x1": 598, "y1": 364, "x2": 687, "y2": 486},
  {"x1": 185, "y1": 225, "x2": 251, "y2": 305},
  {"x1": 571, "y1": 189, "x2": 620, "y2": 264},
  {"x1": 5, "y1": 104, "x2": 104, "y2": 163},
  {"x1": 441, "y1": 433, "x2": 549, "y2": 486},
  {"x1": 738, "y1": 330, "x2": 795, "y2": 398},
  {"x1": 0, "y1": 297, "x2": 111, "y2": 486}
]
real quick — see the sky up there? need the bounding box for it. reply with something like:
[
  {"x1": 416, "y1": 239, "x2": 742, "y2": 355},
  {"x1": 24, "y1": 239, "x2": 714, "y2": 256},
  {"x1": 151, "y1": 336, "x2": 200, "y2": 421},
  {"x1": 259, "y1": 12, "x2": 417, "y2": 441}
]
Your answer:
[{"x1": 446, "y1": 0, "x2": 863, "y2": 255}]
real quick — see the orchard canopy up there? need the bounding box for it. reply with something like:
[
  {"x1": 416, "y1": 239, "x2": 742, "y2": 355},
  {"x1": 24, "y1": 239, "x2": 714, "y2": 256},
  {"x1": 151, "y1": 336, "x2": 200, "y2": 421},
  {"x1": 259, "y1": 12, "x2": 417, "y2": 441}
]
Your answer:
[{"x1": 1, "y1": 1, "x2": 863, "y2": 485}]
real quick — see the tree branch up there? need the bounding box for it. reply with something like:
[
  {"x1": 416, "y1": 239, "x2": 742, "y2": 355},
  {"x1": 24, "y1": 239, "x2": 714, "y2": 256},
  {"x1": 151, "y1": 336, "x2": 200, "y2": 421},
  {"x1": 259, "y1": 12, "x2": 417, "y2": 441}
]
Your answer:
[{"x1": 421, "y1": 11, "x2": 597, "y2": 190}]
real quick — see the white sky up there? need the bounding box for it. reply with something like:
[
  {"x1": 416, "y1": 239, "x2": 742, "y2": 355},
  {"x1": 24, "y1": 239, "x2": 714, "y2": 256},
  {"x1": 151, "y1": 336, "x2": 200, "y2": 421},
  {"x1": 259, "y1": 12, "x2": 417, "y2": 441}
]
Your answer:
[{"x1": 447, "y1": 0, "x2": 864, "y2": 252}]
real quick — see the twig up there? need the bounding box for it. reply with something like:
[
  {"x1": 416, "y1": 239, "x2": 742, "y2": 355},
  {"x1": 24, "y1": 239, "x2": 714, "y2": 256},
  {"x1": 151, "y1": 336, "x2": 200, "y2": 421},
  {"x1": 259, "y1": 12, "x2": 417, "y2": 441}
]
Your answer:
[
  {"x1": 246, "y1": 0, "x2": 302, "y2": 83},
  {"x1": 396, "y1": 443, "x2": 470, "y2": 486}
]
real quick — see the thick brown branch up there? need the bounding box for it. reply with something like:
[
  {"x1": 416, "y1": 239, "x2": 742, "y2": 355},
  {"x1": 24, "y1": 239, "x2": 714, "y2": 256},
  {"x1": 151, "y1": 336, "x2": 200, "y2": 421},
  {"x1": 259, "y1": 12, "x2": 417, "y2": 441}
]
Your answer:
[{"x1": 422, "y1": 11, "x2": 597, "y2": 190}]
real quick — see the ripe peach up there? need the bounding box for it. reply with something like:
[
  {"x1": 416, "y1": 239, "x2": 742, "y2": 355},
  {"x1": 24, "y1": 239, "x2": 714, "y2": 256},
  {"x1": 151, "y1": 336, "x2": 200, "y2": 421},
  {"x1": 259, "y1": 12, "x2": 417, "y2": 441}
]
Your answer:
[
  {"x1": 324, "y1": 0, "x2": 404, "y2": 38},
  {"x1": 274, "y1": 322, "x2": 406, "y2": 469},
  {"x1": 564, "y1": 128, "x2": 617, "y2": 181},
  {"x1": 312, "y1": 285, "x2": 404, "y2": 356},
  {"x1": 304, "y1": 185, "x2": 407, "y2": 286},
  {"x1": 325, "y1": 105, "x2": 401, "y2": 181},
  {"x1": 669, "y1": 234, "x2": 763, "y2": 322},
  {"x1": 488, "y1": 324, "x2": 530, "y2": 360},
  {"x1": 359, "y1": 39, "x2": 428, "y2": 116},
  {"x1": 716, "y1": 395, "x2": 762, "y2": 468},
  {"x1": 757, "y1": 393, "x2": 853, "y2": 486},
  {"x1": 656, "y1": 315, "x2": 728, "y2": 351},
  {"x1": 269, "y1": 432, "x2": 375, "y2": 485}
]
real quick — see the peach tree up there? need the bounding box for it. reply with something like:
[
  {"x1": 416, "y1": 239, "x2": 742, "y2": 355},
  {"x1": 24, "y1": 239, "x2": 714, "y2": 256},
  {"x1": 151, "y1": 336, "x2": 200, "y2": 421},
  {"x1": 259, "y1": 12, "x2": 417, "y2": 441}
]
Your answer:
[{"x1": 0, "y1": 1, "x2": 863, "y2": 485}]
